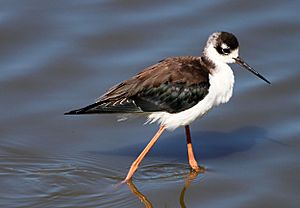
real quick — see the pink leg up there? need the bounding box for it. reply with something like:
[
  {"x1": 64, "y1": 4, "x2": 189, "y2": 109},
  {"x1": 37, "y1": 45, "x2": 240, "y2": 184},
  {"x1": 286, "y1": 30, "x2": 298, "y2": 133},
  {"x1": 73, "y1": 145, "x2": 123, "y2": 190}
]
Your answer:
[
  {"x1": 123, "y1": 125, "x2": 166, "y2": 182},
  {"x1": 185, "y1": 125, "x2": 203, "y2": 172}
]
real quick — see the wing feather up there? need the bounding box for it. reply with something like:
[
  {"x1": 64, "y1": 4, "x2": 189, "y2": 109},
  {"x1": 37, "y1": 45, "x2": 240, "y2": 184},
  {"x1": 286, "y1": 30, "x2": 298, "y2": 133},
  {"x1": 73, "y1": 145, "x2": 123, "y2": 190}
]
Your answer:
[{"x1": 65, "y1": 56, "x2": 211, "y2": 115}]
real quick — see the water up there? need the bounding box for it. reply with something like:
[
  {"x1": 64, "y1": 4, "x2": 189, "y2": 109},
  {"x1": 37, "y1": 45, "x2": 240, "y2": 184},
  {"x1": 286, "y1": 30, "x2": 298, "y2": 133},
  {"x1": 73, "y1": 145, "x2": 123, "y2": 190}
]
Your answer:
[{"x1": 0, "y1": 0, "x2": 299, "y2": 207}]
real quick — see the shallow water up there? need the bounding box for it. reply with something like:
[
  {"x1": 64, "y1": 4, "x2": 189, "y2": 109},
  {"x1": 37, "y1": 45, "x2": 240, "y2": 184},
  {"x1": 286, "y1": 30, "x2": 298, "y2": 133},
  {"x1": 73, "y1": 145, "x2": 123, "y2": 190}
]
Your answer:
[{"x1": 0, "y1": 0, "x2": 299, "y2": 207}]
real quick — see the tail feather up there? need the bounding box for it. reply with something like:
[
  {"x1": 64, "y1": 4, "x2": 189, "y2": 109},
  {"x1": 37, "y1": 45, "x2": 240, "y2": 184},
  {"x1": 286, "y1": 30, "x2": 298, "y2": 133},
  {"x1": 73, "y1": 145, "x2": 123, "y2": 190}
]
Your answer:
[{"x1": 64, "y1": 99, "x2": 143, "y2": 115}]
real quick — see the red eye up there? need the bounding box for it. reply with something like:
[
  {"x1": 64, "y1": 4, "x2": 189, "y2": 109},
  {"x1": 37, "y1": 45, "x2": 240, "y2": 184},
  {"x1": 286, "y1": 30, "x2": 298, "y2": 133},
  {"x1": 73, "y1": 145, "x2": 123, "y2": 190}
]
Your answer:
[{"x1": 222, "y1": 48, "x2": 230, "y2": 55}]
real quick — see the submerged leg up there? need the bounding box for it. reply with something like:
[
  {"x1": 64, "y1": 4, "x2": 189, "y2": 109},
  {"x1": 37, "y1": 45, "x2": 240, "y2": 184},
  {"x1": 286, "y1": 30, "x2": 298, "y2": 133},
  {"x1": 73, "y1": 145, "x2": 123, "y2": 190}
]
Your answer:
[
  {"x1": 123, "y1": 125, "x2": 166, "y2": 182},
  {"x1": 185, "y1": 125, "x2": 203, "y2": 172}
]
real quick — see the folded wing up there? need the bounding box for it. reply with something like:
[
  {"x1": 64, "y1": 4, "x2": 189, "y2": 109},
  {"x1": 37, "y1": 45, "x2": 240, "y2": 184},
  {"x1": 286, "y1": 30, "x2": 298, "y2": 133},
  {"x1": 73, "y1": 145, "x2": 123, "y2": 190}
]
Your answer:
[{"x1": 64, "y1": 56, "x2": 210, "y2": 115}]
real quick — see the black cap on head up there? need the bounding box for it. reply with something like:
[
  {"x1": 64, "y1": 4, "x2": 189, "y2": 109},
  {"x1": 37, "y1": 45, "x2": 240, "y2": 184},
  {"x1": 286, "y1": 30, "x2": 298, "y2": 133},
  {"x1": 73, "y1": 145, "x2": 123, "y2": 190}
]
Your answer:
[
  {"x1": 214, "y1": 32, "x2": 239, "y2": 55},
  {"x1": 217, "y1": 32, "x2": 239, "y2": 50}
]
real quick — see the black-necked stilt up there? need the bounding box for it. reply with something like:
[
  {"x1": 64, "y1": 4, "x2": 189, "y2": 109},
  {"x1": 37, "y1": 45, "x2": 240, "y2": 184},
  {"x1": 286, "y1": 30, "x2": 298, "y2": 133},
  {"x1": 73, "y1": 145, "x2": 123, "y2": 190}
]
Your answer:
[{"x1": 65, "y1": 31, "x2": 270, "y2": 182}]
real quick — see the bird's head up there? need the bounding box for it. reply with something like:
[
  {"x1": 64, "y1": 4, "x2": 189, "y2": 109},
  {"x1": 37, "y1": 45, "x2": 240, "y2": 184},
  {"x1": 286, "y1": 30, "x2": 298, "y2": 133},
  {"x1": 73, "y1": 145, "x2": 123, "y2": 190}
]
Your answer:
[{"x1": 204, "y1": 31, "x2": 270, "y2": 84}]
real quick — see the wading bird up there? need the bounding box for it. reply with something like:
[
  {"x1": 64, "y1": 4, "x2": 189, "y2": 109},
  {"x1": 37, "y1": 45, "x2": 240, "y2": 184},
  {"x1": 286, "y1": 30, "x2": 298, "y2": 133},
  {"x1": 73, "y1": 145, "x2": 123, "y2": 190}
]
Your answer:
[{"x1": 65, "y1": 32, "x2": 270, "y2": 182}]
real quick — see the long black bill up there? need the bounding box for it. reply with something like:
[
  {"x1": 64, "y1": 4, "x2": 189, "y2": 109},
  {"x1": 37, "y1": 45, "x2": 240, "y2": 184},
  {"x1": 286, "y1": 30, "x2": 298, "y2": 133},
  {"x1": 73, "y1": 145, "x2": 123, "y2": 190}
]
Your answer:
[{"x1": 234, "y1": 57, "x2": 270, "y2": 84}]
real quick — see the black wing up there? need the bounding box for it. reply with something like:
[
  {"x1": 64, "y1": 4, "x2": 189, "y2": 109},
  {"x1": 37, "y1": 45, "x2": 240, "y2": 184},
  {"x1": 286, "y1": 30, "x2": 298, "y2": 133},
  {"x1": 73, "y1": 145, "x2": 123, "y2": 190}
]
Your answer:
[
  {"x1": 64, "y1": 98, "x2": 143, "y2": 114},
  {"x1": 65, "y1": 56, "x2": 211, "y2": 115},
  {"x1": 132, "y1": 82, "x2": 209, "y2": 113}
]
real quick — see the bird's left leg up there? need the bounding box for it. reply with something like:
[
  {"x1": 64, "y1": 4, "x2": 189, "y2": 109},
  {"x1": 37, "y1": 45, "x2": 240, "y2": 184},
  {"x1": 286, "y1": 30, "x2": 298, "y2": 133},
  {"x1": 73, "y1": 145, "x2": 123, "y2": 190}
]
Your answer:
[{"x1": 184, "y1": 125, "x2": 204, "y2": 172}]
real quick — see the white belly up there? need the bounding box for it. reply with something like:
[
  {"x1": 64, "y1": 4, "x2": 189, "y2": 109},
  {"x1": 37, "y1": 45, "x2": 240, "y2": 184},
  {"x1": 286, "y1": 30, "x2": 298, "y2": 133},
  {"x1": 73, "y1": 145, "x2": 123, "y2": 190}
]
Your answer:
[{"x1": 147, "y1": 64, "x2": 235, "y2": 130}]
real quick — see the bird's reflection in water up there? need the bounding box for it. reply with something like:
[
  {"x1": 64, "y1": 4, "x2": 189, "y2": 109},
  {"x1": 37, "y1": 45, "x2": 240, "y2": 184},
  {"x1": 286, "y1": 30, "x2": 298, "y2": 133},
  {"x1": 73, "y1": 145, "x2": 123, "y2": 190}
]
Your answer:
[
  {"x1": 126, "y1": 170, "x2": 201, "y2": 208},
  {"x1": 179, "y1": 170, "x2": 199, "y2": 208},
  {"x1": 126, "y1": 179, "x2": 153, "y2": 208}
]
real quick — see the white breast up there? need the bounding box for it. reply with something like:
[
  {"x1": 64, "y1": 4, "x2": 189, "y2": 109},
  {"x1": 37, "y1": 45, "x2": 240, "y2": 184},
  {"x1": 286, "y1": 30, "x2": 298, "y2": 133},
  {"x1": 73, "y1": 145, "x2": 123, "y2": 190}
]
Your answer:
[{"x1": 147, "y1": 64, "x2": 235, "y2": 130}]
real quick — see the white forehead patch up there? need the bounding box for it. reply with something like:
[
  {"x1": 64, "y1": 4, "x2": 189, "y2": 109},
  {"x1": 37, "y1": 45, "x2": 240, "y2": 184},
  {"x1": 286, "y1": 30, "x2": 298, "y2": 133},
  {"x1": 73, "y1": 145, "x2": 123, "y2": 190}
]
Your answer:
[{"x1": 221, "y1": 43, "x2": 229, "y2": 49}]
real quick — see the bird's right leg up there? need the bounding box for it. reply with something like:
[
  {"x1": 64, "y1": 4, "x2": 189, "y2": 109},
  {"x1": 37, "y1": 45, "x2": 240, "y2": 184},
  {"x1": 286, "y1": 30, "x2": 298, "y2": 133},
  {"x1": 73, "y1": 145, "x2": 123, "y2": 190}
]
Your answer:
[{"x1": 123, "y1": 125, "x2": 166, "y2": 183}]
